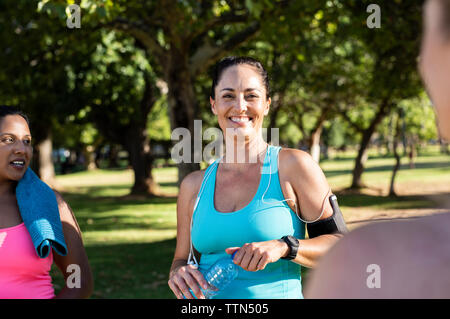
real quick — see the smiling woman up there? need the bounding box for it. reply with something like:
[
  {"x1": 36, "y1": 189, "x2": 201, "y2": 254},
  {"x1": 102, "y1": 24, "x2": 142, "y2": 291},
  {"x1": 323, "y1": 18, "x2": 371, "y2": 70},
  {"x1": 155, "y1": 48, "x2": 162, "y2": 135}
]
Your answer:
[
  {"x1": 168, "y1": 57, "x2": 348, "y2": 299},
  {"x1": 0, "y1": 105, "x2": 93, "y2": 299},
  {"x1": 210, "y1": 57, "x2": 270, "y2": 155}
]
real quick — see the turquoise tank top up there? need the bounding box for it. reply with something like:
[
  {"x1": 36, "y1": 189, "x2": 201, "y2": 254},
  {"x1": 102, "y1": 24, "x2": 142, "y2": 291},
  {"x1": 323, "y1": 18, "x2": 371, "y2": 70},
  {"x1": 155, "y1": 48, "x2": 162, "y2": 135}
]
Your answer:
[{"x1": 191, "y1": 145, "x2": 305, "y2": 299}]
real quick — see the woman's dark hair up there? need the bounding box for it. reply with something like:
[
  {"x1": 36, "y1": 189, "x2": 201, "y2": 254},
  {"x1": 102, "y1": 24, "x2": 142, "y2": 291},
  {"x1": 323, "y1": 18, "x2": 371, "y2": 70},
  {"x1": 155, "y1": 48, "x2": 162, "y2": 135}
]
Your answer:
[
  {"x1": 0, "y1": 105, "x2": 30, "y2": 126},
  {"x1": 210, "y1": 56, "x2": 270, "y2": 100}
]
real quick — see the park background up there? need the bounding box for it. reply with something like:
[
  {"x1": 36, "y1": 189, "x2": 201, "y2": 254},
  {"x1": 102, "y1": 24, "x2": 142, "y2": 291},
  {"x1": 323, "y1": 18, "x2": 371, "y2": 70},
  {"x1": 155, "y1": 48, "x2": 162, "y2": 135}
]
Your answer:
[{"x1": 1, "y1": 0, "x2": 449, "y2": 298}]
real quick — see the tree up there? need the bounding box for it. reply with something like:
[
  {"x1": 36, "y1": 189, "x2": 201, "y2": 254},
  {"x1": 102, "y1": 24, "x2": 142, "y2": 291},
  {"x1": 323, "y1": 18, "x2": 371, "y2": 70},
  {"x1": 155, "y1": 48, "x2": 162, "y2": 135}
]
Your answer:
[
  {"x1": 0, "y1": 0, "x2": 100, "y2": 186},
  {"x1": 93, "y1": 0, "x2": 302, "y2": 183},
  {"x1": 77, "y1": 31, "x2": 163, "y2": 195},
  {"x1": 386, "y1": 94, "x2": 438, "y2": 196},
  {"x1": 340, "y1": 0, "x2": 424, "y2": 189},
  {"x1": 232, "y1": 2, "x2": 368, "y2": 162}
]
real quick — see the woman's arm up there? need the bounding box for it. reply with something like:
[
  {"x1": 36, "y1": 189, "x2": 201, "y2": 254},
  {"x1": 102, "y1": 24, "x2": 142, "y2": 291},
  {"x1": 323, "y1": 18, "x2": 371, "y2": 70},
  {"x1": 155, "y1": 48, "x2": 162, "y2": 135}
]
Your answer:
[
  {"x1": 279, "y1": 148, "x2": 344, "y2": 268},
  {"x1": 284, "y1": 234, "x2": 343, "y2": 268},
  {"x1": 168, "y1": 170, "x2": 209, "y2": 299},
  {"x1": 52, "y1": 191, "x2": 93, "y2": 299},
  {"x1": 227, "y1": 148, "x2": 344, "y2": 270}
]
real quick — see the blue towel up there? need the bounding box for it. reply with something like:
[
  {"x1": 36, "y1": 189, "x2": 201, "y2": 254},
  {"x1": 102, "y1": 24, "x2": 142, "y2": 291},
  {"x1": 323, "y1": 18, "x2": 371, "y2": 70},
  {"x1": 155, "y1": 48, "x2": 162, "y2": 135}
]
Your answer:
[{"x1": 16, "y1": 168, "x2": 68, "y2": 258}]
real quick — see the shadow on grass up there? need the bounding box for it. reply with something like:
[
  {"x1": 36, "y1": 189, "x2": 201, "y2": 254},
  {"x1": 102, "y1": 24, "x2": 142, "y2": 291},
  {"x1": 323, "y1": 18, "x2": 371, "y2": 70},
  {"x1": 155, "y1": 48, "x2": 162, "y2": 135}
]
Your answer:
[
  {"x1": 334, "y1": 192, "x2": 448, "y2": 210},
  {"x1": 62, "y1": 191, "x2": 177, "y2": 208},
  {"x1": 158, "y1": 182, "x2": 178, "y2": 188},
  {"x1": 324, "y1": 161, "x2": 450, "y2": 178},
  {"x1": 59, "y1": 191, "x2": 177, "y2": 232}
]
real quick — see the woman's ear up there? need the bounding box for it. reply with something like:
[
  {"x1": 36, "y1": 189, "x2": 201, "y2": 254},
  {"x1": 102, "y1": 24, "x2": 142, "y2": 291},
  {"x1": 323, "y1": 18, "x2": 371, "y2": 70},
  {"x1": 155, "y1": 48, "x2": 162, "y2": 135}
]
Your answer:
[
  {"x1": 210, "y1": 96, "x2": 217, "y2": 115},
  {"x1": 264, "y1": 97, "x2": 271, "y2": 116}
]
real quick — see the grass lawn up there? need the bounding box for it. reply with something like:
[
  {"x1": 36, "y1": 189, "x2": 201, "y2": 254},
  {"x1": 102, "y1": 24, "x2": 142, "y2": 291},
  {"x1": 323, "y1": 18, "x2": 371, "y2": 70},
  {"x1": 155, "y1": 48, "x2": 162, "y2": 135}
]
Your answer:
[{"x1": 50, "y1": 147, "x2": 450, "y2": 298}]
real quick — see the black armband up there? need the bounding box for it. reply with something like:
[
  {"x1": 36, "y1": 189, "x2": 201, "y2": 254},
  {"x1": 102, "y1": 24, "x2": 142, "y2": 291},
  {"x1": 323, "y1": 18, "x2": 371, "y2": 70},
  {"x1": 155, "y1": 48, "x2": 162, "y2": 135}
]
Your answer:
[{"x1": 306, "y1": 195, "x2": 348, "y2": 238}]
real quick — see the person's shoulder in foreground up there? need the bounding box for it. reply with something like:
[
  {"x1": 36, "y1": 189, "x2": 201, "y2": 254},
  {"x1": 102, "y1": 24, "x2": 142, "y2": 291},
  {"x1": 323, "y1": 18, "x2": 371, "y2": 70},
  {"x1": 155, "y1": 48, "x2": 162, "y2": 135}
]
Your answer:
[{"x1": 304, "y1": 212, "x2": 450, "y2": 298}]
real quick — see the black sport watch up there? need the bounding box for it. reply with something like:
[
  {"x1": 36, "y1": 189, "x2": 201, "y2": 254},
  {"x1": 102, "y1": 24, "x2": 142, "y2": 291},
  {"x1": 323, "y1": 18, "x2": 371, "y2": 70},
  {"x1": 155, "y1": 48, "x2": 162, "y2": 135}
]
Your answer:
[{"x1": 280, "y1": 235, "x2": 299, "y2": 260}]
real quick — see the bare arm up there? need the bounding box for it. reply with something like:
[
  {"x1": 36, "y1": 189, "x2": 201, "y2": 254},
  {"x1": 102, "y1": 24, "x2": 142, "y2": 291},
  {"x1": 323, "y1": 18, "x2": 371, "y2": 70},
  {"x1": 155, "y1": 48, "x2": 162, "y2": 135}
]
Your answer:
[
  {"x1": 291, "y1": 234, "x2": 343, "y2": 268},
  {"x1": 52, "y1": 191, "x2": 93, "y2": 299},
  {"x1": 281, "y1": 148, "x2": 343, "y2": 268}
]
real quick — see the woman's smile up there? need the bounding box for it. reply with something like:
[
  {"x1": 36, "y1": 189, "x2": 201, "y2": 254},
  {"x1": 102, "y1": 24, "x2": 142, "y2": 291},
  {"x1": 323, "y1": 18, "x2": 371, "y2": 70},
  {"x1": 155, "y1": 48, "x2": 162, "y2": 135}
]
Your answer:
[
  {"x1": 9, "y1": 158, "x2": 26, "y2": 170},
  {"x1": 228, "y1": 115, "x2": 254, "y2": 125},
  {"x1": 212, "y1": 64, "x2": 270, "y2": 139}
]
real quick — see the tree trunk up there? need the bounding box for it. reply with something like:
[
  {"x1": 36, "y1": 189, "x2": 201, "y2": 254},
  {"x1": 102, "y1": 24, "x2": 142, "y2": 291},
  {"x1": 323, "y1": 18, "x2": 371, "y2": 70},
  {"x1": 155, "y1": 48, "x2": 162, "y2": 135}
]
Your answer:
[
  {"x1": 389, "y1": 112, "x2": 402, "y2": 196},
  {"x1": 83, "y1": 145, "x2": 97, "y2": 171},
  {"x1": 350, "y1": 100, "x2": 391, "y2": 189},
  {"x1": 36, "y1": 133, "x2": 57, "y2": 188},
  {"x1": 126, "y1": 72, "x2": 160, "y2": 196},
  {"x1": 309, "y1": 126, "x2": 322, "y2": 163},
  {"x1": 308, "y1": 108, "x2": 329, "y2": 163},
  {"x1": 408, "y1": 138, "x2": 416, "y2": 169},
  {"x1": 107, "y1": 144, "x2": 120, "y2": 168},
  {"x1": 440, "y1": 139, "x2": 449, "y2": 155},
  {"x1": 165, "y1": 52, "x2": 200, "y2": 185},
  {"x1": 125, "y1": 128, "x2": 160, "y2": 196}
]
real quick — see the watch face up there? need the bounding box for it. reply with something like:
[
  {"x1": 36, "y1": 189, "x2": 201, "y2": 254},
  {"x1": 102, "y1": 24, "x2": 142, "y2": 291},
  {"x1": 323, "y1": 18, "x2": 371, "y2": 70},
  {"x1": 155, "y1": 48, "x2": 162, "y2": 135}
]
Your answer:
[{"x1": 286, "y1": 236, "x2": 299, "y2": 247}]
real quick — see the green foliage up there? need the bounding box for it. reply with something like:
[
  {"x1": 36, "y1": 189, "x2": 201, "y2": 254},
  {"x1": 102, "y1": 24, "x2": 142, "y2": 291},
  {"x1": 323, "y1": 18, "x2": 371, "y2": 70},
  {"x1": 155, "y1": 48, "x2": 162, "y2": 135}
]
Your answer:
[
  {"x1": 0, "y1": 0, "x2": 101, "y2": 143},
  {"x1": 147, "y1": 97, "x2": 171, "y2": 141},
  {"x1": 400, "y1": 94, "x2": 438, "y2": 141},
  {"x1": 1, "y1": 0, "x2": 435, "y2": 179}
]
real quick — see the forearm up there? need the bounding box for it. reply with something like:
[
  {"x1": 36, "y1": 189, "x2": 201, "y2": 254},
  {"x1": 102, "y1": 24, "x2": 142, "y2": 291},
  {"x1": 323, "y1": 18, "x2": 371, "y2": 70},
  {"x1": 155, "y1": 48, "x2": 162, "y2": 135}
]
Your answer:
[
  {"x1": 289, "y1": 234, "x2": 343, "y2": 268},
  {"x1": 170, "y1": 258, "x2": 189, "y2": 277}
]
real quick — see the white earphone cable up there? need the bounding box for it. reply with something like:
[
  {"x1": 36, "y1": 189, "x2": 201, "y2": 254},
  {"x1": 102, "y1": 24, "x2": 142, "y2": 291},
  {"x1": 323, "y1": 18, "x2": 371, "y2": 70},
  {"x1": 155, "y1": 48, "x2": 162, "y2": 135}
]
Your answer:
[
  {"x1": 187, "y1": 159, "x2": 221, "y2": 267},
  {"x1": 260, "y1": 147, "x2": 331, "y2": 224}
]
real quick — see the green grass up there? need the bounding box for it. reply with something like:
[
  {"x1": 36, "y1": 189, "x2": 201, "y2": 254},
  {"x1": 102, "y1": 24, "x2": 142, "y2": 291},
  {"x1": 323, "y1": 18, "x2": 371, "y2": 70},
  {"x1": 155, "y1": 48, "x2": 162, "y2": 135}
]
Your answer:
[
  {"x1": 51, "y1": 168, "x2": 178, "y2": 298},
  {"x1": 50, "y1": 147, "x2": 450, "y2": 298}
]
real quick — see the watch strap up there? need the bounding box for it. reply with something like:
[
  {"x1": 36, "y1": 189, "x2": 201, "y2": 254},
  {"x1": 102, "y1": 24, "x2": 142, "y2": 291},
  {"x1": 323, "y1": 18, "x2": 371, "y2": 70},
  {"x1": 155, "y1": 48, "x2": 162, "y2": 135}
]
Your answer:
[{"x1": 281, "y1": 235, "x2": 299, "y2": 260}]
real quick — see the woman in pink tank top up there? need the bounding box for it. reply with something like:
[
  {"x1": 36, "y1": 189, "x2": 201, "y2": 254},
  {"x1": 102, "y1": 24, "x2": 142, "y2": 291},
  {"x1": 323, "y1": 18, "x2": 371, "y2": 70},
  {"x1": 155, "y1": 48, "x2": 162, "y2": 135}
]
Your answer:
[{"x1": 0, "y1": 106, "x2": 93, "y2": 299}]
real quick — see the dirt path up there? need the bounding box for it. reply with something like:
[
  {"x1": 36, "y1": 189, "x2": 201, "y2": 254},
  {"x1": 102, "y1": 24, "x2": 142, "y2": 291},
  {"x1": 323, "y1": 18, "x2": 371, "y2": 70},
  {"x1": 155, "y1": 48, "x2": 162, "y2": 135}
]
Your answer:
[
  {"x1": 344, "y1": 207, "x2": 449, "y2": 230},
  {"x1": 340, "y1": 181, "x2": 450, "y2": 231}
]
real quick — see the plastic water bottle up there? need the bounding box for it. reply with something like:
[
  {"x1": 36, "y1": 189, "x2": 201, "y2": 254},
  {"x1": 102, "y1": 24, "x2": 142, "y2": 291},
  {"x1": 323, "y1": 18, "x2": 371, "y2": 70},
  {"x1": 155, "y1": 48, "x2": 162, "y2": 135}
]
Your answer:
[{"x1": 201, "y1": 252, "x2": 239, "y2": 299}]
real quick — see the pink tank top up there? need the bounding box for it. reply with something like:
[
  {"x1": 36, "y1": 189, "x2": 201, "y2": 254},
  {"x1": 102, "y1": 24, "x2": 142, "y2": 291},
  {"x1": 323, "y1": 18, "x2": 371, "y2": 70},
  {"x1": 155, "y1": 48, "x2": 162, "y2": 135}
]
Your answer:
[{"x1": 0, "y1": 222, "x2": 55, "y2": 299}]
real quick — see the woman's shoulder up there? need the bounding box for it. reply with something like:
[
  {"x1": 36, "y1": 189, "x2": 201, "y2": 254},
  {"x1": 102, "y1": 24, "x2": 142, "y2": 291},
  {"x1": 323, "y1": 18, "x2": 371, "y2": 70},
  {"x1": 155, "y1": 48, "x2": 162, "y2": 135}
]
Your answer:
[
  {"x1": 52, "y1": 189, "x2": 69, "y2": 212},
  {"x1": 277, "y1": 147, "x2": 329, "y2": 197},
  {"x1": 51, "y1": 189, "x2": 78, "y2": 224},
  {"x1": 179, "y1": 169, "x2": 206, "y2": 199},
  {"x1": 177, "y1": 169, "x2": 208, "y2": 218},
  {"x1": 278, "y1": 147, "x2": 317, "y2": 173}
]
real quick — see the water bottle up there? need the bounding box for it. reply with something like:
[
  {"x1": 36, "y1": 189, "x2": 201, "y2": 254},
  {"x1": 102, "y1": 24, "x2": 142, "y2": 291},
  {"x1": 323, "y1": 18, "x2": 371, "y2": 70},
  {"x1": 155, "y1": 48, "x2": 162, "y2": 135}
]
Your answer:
[{"x1": 201, "y1": 251, "x2": 239, "y2": 299}]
